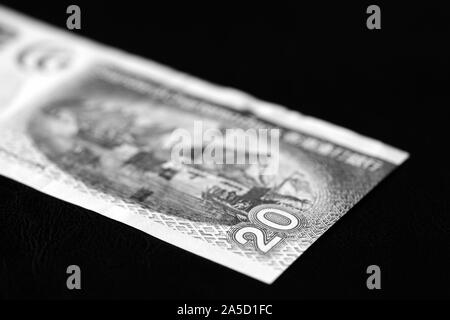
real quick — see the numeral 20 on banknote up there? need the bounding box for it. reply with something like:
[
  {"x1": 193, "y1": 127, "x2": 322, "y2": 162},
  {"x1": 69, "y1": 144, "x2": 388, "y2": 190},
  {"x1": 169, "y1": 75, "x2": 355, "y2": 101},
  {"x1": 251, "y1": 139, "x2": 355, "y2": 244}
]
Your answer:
[{"x1": 230, "y1": 204, "x2": 305, "y2": 254}]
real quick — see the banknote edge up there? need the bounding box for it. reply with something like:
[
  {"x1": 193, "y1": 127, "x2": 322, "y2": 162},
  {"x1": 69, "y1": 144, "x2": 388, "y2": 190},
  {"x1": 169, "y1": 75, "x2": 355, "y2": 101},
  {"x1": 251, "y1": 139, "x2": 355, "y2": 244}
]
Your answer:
[{"x1": 0, "y1": 5, "x2": 410, "y2": 284}]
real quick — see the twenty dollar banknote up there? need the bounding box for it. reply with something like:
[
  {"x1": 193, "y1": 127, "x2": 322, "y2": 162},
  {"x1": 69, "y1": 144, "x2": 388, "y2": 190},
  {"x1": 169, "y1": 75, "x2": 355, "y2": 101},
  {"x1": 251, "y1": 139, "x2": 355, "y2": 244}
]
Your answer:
[{"x1": 0, "y1": 6, "x2": 408, "y2": 283}]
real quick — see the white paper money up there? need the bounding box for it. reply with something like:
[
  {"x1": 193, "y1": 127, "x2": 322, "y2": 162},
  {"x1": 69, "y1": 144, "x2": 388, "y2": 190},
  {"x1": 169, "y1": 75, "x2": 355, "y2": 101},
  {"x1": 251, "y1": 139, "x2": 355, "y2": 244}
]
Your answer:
[{"x1": 0, "y1": 6, "x2": 409, "y2": 284}]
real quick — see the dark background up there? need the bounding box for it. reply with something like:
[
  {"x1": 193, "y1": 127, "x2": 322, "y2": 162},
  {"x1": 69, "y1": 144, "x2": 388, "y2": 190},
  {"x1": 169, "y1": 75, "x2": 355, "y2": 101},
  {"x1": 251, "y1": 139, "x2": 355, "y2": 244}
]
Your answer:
[{"x1": 0, "y1": 1, "x2": 449, "y2": 300}]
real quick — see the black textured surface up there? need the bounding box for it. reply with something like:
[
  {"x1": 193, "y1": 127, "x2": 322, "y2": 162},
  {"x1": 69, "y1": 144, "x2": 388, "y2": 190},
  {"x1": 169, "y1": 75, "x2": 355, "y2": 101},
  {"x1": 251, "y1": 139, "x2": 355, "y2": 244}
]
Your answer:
[{"x1": 0, "y1": 2, "x2": 449, "y2": 299}]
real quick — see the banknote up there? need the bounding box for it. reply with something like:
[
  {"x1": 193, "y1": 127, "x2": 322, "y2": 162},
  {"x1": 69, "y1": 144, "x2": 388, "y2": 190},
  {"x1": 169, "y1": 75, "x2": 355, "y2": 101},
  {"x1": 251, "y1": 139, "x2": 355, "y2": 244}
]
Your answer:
[{"x1": 0, "y1": 6, "x2": 408, "y2": 284}]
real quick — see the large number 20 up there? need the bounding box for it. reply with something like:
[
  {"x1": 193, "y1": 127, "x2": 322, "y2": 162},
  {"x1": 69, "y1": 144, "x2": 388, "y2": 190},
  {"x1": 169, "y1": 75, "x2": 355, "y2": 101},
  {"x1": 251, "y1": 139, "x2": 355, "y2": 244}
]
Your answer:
[
  {"x1": 234, "y1": 226, "x2": 283, "y2": 253},
  {"x1": 232, "y1": 204, "x2": 300, "y2": 253}
]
